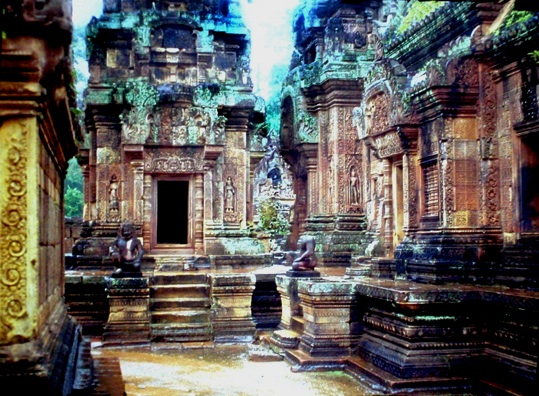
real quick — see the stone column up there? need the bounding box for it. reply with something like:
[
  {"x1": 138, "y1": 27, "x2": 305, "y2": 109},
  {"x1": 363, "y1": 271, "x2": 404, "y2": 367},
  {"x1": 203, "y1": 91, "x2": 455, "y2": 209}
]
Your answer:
[
  {"x1": 382, "y1": 158, "x2": 393, "y2": 252},
  {"x1": 402, "y1": 151, "x2": 419, "y2": 233},
  {"x1": 103, "y1": 277, "x2": 150, "y2": 346},
  {"x1": 210, "y1": 274, "x2": 256, "y2": 342}
]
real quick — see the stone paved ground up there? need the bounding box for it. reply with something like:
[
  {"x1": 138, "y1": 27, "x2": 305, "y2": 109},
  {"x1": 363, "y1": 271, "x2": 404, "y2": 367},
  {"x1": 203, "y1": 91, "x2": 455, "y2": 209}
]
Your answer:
[{"x1": 92, "y1": 342, "x2": 374, "y2": 396}]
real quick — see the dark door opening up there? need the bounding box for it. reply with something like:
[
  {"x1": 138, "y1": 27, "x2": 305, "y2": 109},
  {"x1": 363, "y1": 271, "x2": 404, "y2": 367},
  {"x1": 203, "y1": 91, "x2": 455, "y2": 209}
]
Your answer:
[{"x1": 157, "y1": 180, "x2": 189, "y2": 244}]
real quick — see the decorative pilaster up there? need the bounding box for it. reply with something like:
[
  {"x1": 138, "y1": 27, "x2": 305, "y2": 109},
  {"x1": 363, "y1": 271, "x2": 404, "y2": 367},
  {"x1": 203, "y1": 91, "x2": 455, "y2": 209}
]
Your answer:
[
  {"x1": 306, "y1": 157, "x2": 319, "y2": 215},
  {"x1": 194, "y1": 173, "x2": 204, "y2": 254},
  {"x1": 0, "y1": 118, "x2": 34, "y2": 344},
  {"x1": 132, "y1": 160, "x2": 144, "y2": 223},
  {"x1": 382, "y1": 158, "x2": 393, "y2": 252}
]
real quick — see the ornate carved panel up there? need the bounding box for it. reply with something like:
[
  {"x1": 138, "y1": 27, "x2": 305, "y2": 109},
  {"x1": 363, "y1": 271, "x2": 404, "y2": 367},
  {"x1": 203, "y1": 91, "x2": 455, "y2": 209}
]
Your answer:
[
  {"x1": 0, "y1": 120, "x2": 28, "y2": 344},
  {"x1": 371, "y1": 131, "x2": 402, "y2": 158},
  {"x1": 366, "y1": 93, "x2": 391, "y2": 136},
  {"x1": 144, "y1": 150, "x2": 204, "y2": 173}
]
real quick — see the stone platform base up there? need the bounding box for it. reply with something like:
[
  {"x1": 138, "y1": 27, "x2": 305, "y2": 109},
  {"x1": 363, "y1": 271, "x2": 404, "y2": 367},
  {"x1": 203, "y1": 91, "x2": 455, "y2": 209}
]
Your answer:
[
  {"x1": 345, "y1": 356, "x2": 472, "y2": 395},
  {"x1": 285, "y1": 269, "x2": 321, "y2": 277}
]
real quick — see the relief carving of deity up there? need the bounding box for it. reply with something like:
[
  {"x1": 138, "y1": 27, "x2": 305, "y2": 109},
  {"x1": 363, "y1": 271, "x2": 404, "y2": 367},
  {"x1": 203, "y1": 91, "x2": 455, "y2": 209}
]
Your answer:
[
  {"x1": 108, "y1": 174, "x2": 120, "y2": 221},
  {"x1": 349, "y1": 167, "x2": 360, "y2": 206},
  {"x1": 224, "y1": 176, "x2": 236, "y2": 213}
]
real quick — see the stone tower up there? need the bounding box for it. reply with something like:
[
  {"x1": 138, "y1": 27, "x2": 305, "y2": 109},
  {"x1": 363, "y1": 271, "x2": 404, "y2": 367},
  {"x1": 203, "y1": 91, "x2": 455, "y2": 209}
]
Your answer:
[{"x1": 81, "y1": 0, "x2": 266, "y2": 258}]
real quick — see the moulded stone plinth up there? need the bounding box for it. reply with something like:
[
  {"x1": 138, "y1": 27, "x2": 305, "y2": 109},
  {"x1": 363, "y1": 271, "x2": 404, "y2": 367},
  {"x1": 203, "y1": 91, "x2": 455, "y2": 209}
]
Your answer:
[
  {"x1": 352, "y1": 278, "x2": 538, "y2": 392},
  {"x1": 103, "y1": 277, "x2": 150, "y2": 345},
  {"x1": 211, "y1": 274, "x2": 256, "y2": 342},
  {"x1": 285, "y1": 269, "x2": 321, "y2": 278},
  {"x1": 271, "y1": 329, "x2": 300, "y2": 349},
  {"x1": 275, "y1": 274, "x2": 323, "y2": 331},
  {"x1": 296, "y1": 279, "x2": 359, "y2": 358}
]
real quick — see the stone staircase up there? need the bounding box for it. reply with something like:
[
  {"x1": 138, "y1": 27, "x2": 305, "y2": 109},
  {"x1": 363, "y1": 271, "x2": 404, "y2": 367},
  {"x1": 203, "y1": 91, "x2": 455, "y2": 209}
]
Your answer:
[{"x1": 150, "y1": 272, "x2": 212, "y2": 343}]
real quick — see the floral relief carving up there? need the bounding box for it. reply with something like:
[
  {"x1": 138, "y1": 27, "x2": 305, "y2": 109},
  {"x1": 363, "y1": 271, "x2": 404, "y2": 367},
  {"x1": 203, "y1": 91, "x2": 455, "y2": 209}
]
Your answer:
[
  {"x1": 0, "y1": 123, "x2": 28, "y2": 342},
  {"x1": 485, "y1": 166, "x2": 501, "y2": 226},
  {"x1": 451, "y1": 58, "x2": 479, "y2": 88},
  {"x1": 366, "y1": 93, "x2": 390, "y2": 135}
]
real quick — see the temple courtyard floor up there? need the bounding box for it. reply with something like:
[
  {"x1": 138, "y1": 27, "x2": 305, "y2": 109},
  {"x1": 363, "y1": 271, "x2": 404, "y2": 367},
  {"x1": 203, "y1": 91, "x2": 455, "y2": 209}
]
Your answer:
[{"x1": 92, "y1": 341, "x2": 376, "y2": 396}]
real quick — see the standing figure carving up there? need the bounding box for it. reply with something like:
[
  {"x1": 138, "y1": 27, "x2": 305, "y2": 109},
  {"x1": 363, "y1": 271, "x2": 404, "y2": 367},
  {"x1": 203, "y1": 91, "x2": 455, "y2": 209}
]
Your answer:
[
  {"x1": 224, "y1": 176, "x2": 236, "y2": 212},
  {"x1": 108, "y1": 174, "x2": 120, "y2": 221},
  {"x1": 350, "y1": 167, "x2": 360, "y2": 205},
  {"x1": 109, "y1": 222, "x2": 144, "y2": 278}
]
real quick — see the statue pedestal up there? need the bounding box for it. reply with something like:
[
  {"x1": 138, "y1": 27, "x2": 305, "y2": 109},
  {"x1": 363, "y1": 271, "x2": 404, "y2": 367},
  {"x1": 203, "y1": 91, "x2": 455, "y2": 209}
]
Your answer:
[
  {"x1": 275, "y1": 271, "x2": 320, "y2": 331},
  {"x1": 211, "y1": 274, "x2": 256, "y2": 343},
  {"x1": 285, "y1": 269, "x2": 320, "y2": 278},
  {"x1": 274, "y1": 274, "x2": 357, "y2": 360},
  {"x1": 103, "y1": 277, "x2": 150, "y2": 345}
]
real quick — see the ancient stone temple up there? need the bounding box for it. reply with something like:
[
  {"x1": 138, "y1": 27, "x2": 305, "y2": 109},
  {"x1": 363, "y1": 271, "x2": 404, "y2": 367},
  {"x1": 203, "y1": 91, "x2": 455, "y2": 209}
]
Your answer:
[
  {"x1": 0, "y1": 1, "x2": 93, "y2": 394},
  {"x1": 80, "y1": 0, "x2": 269, "y2": 260},
  {"x1": 275, "y1": 0, "x2": 539, "y2": 394}
]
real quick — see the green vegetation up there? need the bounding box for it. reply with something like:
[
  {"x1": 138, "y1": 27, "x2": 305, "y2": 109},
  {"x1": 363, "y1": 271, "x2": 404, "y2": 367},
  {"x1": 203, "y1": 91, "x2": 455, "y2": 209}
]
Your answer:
[
  {"x1": 395, "y1": 0, "x2": 447, "y2": 35},
  {"x1": 255, "y1": 198, "x2": 290, "y2": 236},
  {"x1": 494, "y1": 10, "x2": 534, "y2": 35},
  {"x1": 64, "y1": 158, "x2": 84, "y2": 218},
  {"x1": 264, "y1": 64, "x2": 289, "y2": 137}
]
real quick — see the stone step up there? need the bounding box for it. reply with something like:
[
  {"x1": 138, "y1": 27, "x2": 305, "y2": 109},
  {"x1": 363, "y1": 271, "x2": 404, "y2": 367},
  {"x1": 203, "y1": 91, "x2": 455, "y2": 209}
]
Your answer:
[
  {"x1": 151, "y1": 297, "x2": 210, "y2": 310},
  {"x1": 88, "y1": 356, "x2": 126, "y2": 396},
  {"x1": 270, "y1": 329, "x2": 300, "y2": 349},
  {"x1": 151, "y1": 273, "x2": 209, "y2": 285},
  {"x1": 291, "y1": 316, "x2": 305, "y2": 334},
  {"x1": 150, "y1": 284, "x2": 210, "y2": 299},
  {"x1": 150, "y1": 323, "x2": 213, "y2": 342},
  {"x1": 151, "y1": 310, "x2": 211, "y2": 325}
]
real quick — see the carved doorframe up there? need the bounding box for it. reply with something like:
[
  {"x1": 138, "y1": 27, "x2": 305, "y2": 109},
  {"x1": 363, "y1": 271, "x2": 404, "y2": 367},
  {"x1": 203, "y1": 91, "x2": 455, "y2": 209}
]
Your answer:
[{"x1": 149, "y1": 174, "x2": 197, "y2": 253}]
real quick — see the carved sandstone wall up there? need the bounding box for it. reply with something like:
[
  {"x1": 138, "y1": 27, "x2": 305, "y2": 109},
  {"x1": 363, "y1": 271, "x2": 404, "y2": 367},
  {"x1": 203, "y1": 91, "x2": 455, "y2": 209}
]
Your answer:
[{"x1": 0, "y1": 0, "x2": 87, "y2": 393}]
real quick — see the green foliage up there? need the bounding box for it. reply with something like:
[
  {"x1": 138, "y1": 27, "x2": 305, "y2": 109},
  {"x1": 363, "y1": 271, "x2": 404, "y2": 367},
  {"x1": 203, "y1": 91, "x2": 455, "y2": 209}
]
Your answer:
[
  {"x1": 396, "y1": 0, "x2": 447, "y2": 35},
  {"x1": 530, "y1": 50, "x2": 539, "y2": 64},
  {"x1": 262, "y1": 63, "x2": 289, "y2": 138},
  {"x1": 65, "y1": 187, "x2": 84, "y2": 218},
  {"x1": 64, "y1": 158, "x2": 84, "y2": 218},
  {"x1": 495, "y1": 10, "x2": 534, "y2": 35},
  {"x1": 255, "y1": 198, "x2": 290, "y2": 236}
]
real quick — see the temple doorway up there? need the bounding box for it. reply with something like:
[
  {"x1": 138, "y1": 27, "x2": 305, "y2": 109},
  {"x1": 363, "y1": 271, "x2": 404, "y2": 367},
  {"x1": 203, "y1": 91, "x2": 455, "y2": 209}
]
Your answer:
[
  {"x1": 520, "y1": 136, "x2": 539, "y2": 232},
  {"x1": 154, "y1": 179, "x2": 190, "y2": 247}
]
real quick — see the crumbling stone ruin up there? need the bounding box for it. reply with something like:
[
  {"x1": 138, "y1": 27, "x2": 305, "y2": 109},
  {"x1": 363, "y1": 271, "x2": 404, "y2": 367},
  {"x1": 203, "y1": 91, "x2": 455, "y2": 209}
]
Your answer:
[
  {"x1": 275, "y1": 0, "x2": 539, "y2": 393},
  {"x1": 1, "y1": 0, "x2": 539, "y2": 395}
]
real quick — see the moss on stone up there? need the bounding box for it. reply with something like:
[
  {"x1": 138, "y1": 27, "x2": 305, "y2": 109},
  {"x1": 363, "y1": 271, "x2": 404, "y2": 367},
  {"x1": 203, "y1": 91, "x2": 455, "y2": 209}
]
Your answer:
[
  {"x1": 494, "y1": 10, "x2": 535, "y2": 35},
  {"x1": 396, "y1": 0, "x2": 447, "y2": 35}
]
